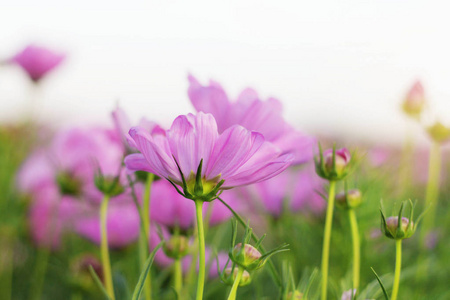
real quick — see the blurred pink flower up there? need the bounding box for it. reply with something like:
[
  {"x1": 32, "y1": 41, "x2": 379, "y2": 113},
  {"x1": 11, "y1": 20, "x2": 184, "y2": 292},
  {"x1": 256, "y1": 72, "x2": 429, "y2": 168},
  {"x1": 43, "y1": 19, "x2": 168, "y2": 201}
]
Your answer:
[
  {"x1": 28, "y1": 185, "x2": 83, "y2": 249},
  {"x1": 245, "y1": 163, "x2": 326, "y2": 217},
  {"x1": 125, "y1": 112, "x2": 293, "y2": 190},
  {"x1": 188, "y1": 74, "x2": 315, "y2": 164},
  {"x1": 112, "y1": 106, "x2": 164, "y2": 152},
  {"x1": 17, "y1": 125, "x2": 141, "y2": 249},
  {"x1": 10, "y1": 44, "x2": 65, "y2": 83}
]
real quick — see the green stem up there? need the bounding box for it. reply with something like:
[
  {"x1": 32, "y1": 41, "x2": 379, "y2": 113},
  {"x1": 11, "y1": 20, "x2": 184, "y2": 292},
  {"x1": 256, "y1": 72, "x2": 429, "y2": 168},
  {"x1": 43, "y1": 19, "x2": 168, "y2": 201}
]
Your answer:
[
  {"x1": 348, "y1": 209, "x2": 360, "y2": 290},
  {"x1": 421, "y1": 141, "x2": 441, "y2": 246},
  {"x1": 320, "y1": 180, "x2": 336, "y2": 300},
  {"x1": 194, "y1": 200, "x2": 206, "y2": 300},
  {"x1": 100, "y1": 194, "x2": 115, "y2": 300},
  {"x1": 140, "y1": 174, "x2": 154, "y2": 300},
  {"x1": 226, "y1": 266, "x2": 244, "y2": 300},
  {"x1": 30, "y1": 247, "x2": 50, "y2": 300},
  {"x1": 174, "y1": 258, "x2": 183, "y2": 299},
  {"x1": 391, "y1": 240, "x2": 402, "y2": 300},
  {"x1": 399, "y1": 126, "x2": 414, "y2": 194}
]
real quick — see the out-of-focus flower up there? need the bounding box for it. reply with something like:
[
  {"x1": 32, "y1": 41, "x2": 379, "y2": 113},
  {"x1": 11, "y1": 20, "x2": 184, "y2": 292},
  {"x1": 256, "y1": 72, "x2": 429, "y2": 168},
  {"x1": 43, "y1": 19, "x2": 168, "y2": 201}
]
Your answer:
[
  {"x1": 17, "y1": 126, "x2": 141, "y2": 249},
  {"x1": 112, "y1": 106, "x2": 164, "y2": 152},
  {"x1": 315, "y1": 147, "x2": 351, "y2": 181},
  {"x1": 125, "y1": 112, "x2": 293, "y2": 200},
  {"x1": 73, "y1": 198, "x2": 140, "y2": 249},
  {"x1": 426, "y1": 121, "x2": 450, "y2": 143},
  {"x1": 10, "y1": 44, "x2": 65, "y2": 83},
  {"x1": 402, "y1": 81, "x2": 426, "y2": 119},
  {"x1": 244, "y1": 164, "x2": 326, "y2": 217},
  {"x1": 188, "y1": 75, "x2": 315, "y2": 164},
  {"x1": 28, "y1": 185, "x2": 83, "y2": 249}
]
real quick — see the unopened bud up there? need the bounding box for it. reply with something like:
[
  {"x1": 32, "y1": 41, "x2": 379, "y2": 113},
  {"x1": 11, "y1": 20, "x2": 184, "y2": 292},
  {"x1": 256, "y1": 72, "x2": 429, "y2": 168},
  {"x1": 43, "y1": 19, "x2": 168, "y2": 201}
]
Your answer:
[
  {"x1": 336, "y1": 189, "x2": 362, "y2": 209},
  {"x1": 316, "y1": 147, "x2": 351, "y2": 181},
  {"x1": 231, "y1": 243, "x2": 262, "y2": 268},
  {"x1": 427, "y1": 121, "x2": 450, "y2": 143},
  {"x1": 402, "y1": 81, "x2": 426, "y2": 118},
  {"x1": 384, "y1": 216, "x2": 415, "y2": 240},
  {"x1": 223, "y1": 267, "x2": 252, "y2": 286},
  {"x1": 162, "y1": 235, "x2": 190, "y2": 259}
]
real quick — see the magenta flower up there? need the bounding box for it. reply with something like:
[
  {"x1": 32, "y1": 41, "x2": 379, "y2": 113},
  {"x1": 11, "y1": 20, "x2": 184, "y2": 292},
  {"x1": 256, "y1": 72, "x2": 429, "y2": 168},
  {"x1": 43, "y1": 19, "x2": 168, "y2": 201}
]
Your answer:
[
  {"x1": 125, "y1": 112, "x2": 293, "y2": 199},
  {"x1": 245, "y1": 163, "x2": 326, "y2": 217},
  {"x1": 112, "y1": 106, "x2": 164, "y2": 152},
  {"x1": 188, "y1": 74, "x2": 315, "y2": 164},
  {"x1": 17, "y1": 125, "x2": 141, "y2": 248},
  {"x1": 74, "y1": 199, "x2": 140, "y2": 248},
  {"x1": 28, "y1": 185, "x2": 83, "y2": 249},
  {"x1": 11, "y1": 44, "x2": 65, "y2": 83}
]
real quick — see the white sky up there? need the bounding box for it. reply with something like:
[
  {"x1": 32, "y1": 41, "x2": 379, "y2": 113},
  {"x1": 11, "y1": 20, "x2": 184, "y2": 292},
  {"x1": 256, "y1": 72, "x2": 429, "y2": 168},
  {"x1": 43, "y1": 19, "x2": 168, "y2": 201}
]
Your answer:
[{"x1": 1, "y1": 0, "x2": 450, "y2": 145}]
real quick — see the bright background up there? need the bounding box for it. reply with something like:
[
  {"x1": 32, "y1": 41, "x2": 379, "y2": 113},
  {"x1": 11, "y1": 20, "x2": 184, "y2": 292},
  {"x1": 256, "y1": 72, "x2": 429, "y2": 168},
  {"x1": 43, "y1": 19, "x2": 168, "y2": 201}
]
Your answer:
[{"x1": 1, "y1": 0, "x2": 450, "y2": 144}]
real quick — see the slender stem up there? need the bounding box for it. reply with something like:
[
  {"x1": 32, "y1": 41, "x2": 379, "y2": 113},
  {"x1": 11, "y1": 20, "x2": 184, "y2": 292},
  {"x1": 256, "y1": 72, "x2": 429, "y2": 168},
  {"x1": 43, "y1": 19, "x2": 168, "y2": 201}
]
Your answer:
[
  {"x1": 30, "y1": 247, "x2": 50, "y2": 300},
  {"x1": 174, "y1": 258, "x2": 183, "y2": 299},
  {"x1": 3, "y1": 245, "x2": 13, "y2": 300},
  {"x1": 391, "y1": 240, "x2": 402, "y2": 300},
  {"x1": 100, "y1": 194, "x2": 115, "y2": 300},
  {"x1": 320, "y1": 180, "x2": 336, "y2": 300},
  {"x1": 348, "y1": 209, "x2": 360, "y2": 290},
  {"x1": 142, "y1": 174, "x2": 154, "y2": 238},
  {"x1": 226, "y1": 266, "x2": 244, "y2": 300},
  {"x1": 421, "y1": 141, "x2": 441, "y2": 246},
  {"x1": 194, "y1": 200, "x2": 206, "y2": 300},
  {"x1": 140, "y1": 174, "x2": 154, "y2": 300}
]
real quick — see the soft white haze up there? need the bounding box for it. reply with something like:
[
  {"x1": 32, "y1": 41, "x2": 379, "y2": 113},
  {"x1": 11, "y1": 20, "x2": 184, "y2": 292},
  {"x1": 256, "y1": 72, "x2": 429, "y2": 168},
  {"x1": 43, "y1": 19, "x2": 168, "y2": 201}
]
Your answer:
[{"x1": 1, "y1": 0, "x2": 450, "y2": 144}]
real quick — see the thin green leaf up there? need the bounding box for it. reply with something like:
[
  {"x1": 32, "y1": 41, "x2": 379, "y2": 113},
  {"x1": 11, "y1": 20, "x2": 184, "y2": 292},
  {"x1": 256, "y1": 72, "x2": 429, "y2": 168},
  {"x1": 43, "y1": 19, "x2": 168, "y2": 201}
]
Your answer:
[
  {"x1": 131, "y1": 241, "x2": 165, "y2": 300},
  {"x1": 371, "y1": 267, "x2": 389, "y2": 300},
  {"x1": 89, "y1": 265, "x2": 111, "y2": 300}
]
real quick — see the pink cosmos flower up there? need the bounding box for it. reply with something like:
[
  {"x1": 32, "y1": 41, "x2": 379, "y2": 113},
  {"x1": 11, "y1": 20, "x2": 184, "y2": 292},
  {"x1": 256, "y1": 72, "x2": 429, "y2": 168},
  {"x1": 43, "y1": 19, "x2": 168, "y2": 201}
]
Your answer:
[
  {"x1": 112, "y1": 106, "x2": 164, "y2": 152},
  {"x1": 17, "y1": 126, "x2": 141, "y2": 249},
  {"x1": 11, "y1": 44, "x2": 65, "y2": 83},
  {"x1": 125, "y1": 112, "x2": 293, "y2": 194},
  {"x1": 28, "y1": 185, "x2": 83, "y2": 249},
  {"x1": 188, "y1": 74, "x2": 315, "y2": 164},
  {"x1": 245, "y1": 163, "x2": 326, "y2": 218}
]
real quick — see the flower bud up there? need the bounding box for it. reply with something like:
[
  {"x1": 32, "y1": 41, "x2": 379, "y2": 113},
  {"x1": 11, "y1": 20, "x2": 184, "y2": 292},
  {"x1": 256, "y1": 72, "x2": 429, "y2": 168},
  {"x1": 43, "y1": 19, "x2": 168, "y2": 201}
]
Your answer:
[
  {"x1": 380, "y1": 199, "x2": 422, "y2": 240},
  {"x1": 402, "y1": 81, "x2": 426, "y2": 118},
  {"x1": 383, "y1": 216, "x2": 415, "y2": 240},
  {"x1": 336, "y1": 189, "x2": 362, "y2": 209},
  {"x1": 223, "y1": 267, "x2": 252, "y2": 286},
  {"x1": 287, "y1": 290, "x2": 303, "y2": 300},
  {"x1": 427, "y1": 121, "x2": 450, "y2": 143},
  {"x1": 162, "y1": 235, "x2": 190, "y2": 259},
  {"x1": 94, "y1": 173, "x2": 124, "y2": 197},
  {"x1": 231, "y1": 243, "x2": 262, "y2": 269},
  {"x1": 315, "y1": 147, "x2": 351, "y2": 181}
]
